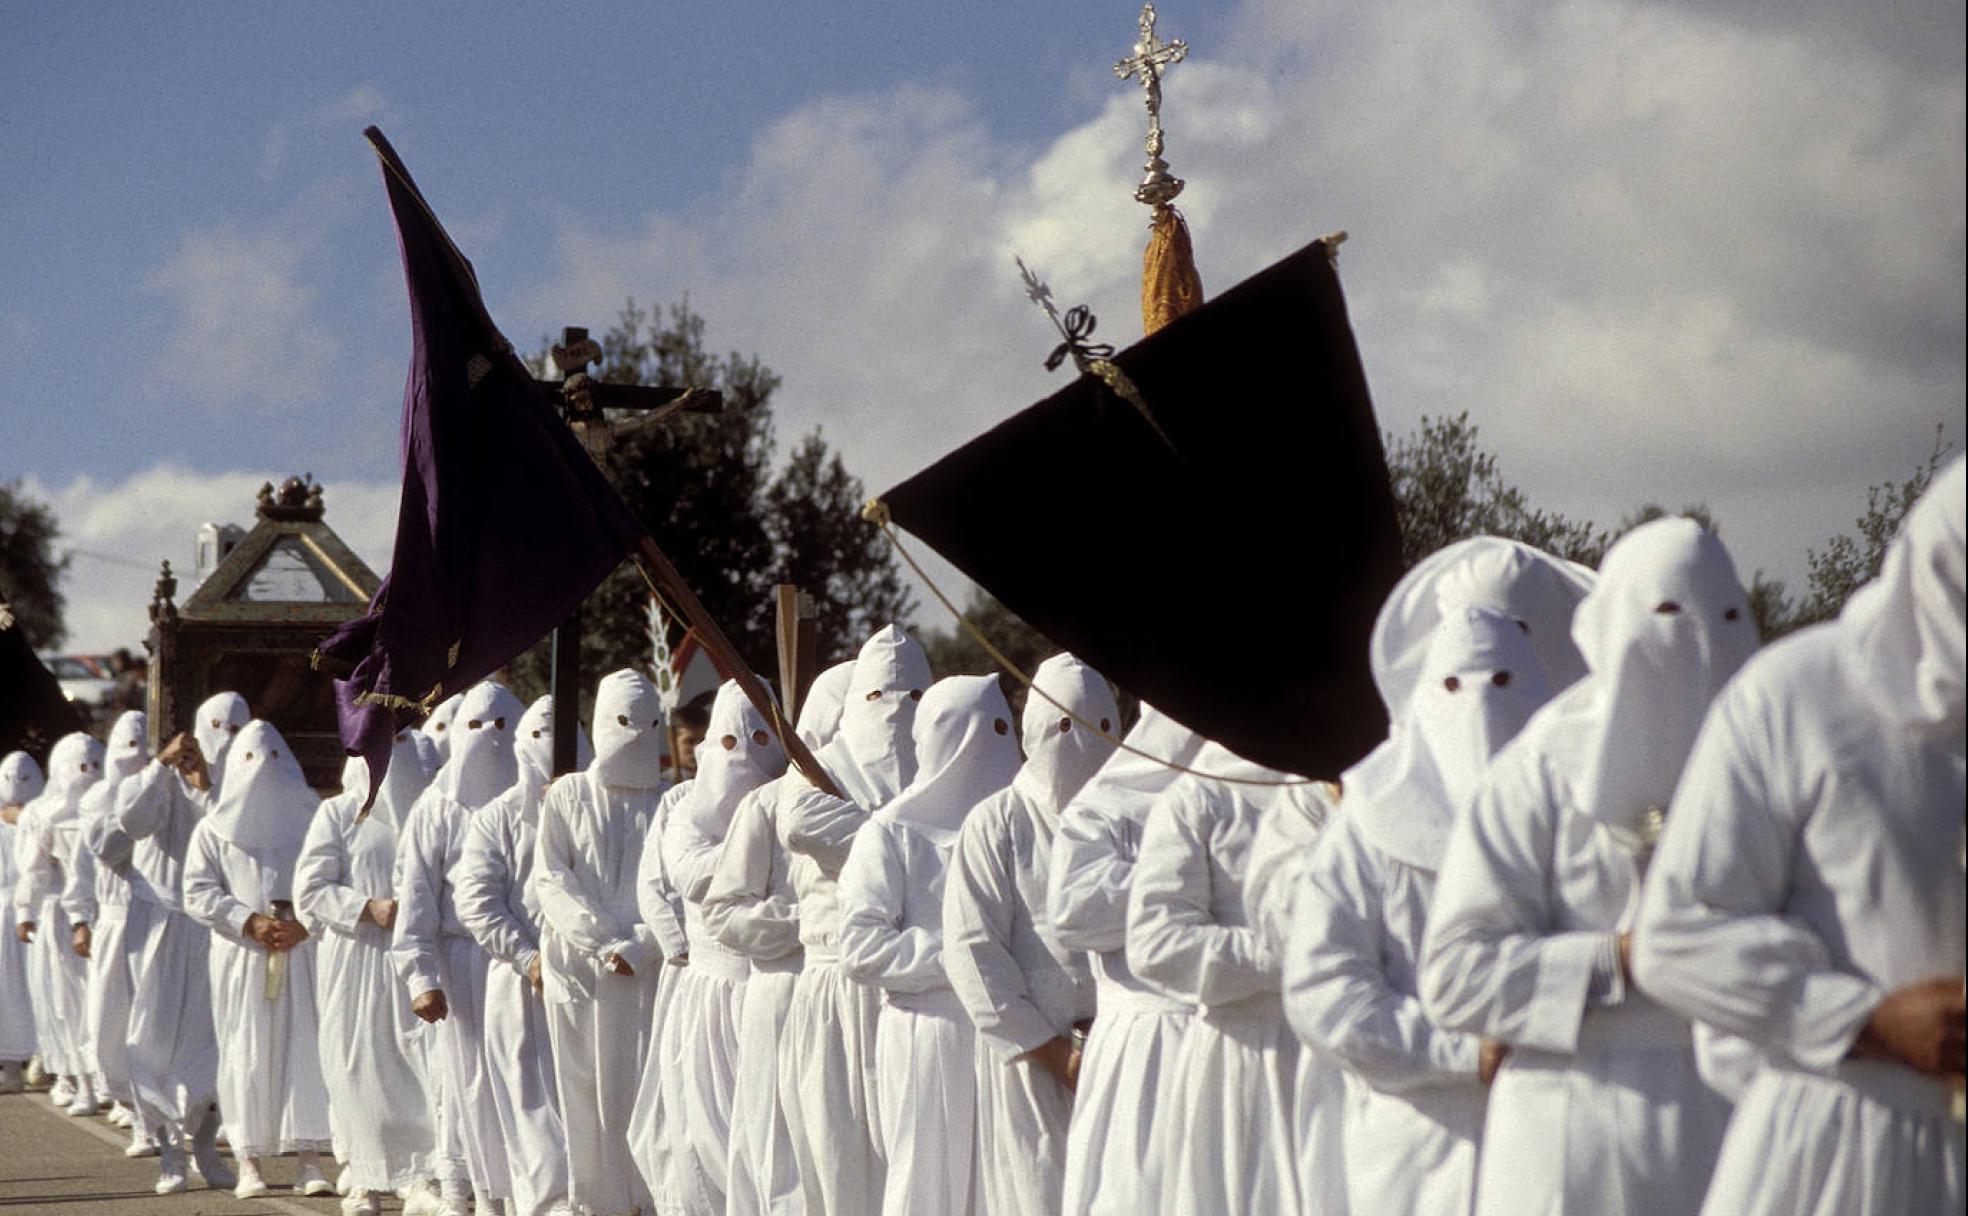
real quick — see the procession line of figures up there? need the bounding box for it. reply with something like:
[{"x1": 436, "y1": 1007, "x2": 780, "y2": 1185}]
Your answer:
[{"x1": 1, "y1": 458, "x2": 1963, "y2": 1216}]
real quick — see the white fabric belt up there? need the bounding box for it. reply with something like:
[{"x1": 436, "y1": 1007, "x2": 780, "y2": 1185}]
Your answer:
[
  {"x1": 1201, "y1": 991, "x2": 1285, "y2": 1024},
  {"x1": 801, "y1": 946, "x2": 840, "y2": 965},
  {"x1": 1823, "y1": 1059, "x2": 1960, "y2": 1121},
  {"x1": 93, "y1": 905, "x2": 128, "y2": 923},
  {"x1": 688, "y1": 941, "x2": 752, "y2": 982},
  {"x1": 1577, "y1": 997, "x2": 1694, "y2": 1053},
  {"x1": 751, "y1": 951, "x2": 804, "y2": 977},
  {"x1": 887, "y1": 987, "x2": 967, "y2": 1017},
  {"x1": 1094, "y1": 985, "x2": 1191, "y2": 1017}
]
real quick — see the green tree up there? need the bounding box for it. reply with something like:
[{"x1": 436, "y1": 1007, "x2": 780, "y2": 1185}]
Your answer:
[
  {"x1": 509, "y1": 298, "x2": 910, "y2": 710},
  {"x1": 1383, "y1": 413, "x2": 1609, "y2": 569},
  {"x1": 765, "y1": 429, "x2": 915, "y2": 665},
  {"x1": 0, "y1": 480, "x2": 68, "y2": 650},
  {"x1": 1792, "y1": 425, "x2": 1955, "y2": 627}
]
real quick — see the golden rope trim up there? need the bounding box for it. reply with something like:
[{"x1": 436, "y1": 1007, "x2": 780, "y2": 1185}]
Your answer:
[
  {"x1": 863, "y1": 500, "x2": 1315, "y2": 788},
  {"x1": 1087, "y1": 359, "x2": 1180, "y2": 456},
  {"x1": 352, "y1": 689, "x2": 433, "y2": 714}
]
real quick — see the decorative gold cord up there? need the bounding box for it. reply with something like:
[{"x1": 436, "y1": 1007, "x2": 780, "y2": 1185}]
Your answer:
[{"x1": 862, "y1": 499, "x2": 1315, "y2": 788}]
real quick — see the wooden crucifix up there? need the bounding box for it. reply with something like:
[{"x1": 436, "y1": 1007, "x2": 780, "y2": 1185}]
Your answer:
[{"x1": 536, "y1": 325, "x2": 721, "y2": 777}]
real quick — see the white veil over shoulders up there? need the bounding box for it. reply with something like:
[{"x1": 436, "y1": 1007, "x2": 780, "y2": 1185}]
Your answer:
[{"x1": 881, "y1": 674, "x2": 1021, "y2": 846}]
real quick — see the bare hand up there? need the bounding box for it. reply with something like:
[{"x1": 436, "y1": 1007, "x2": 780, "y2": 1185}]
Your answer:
[
  {"x1": 411, "y1": 989, "x2": 450, "y2": 1023},
  {"x1": 605, "y1": 953, "x2": 635, "y2": 977},
  {"x1": 244, "y1": 914, "x2": 308, "y2": 952},
  {"x1": 0, "y1": 803, "x2": 20, "y2": 826},
  {"x1": 668, "y1": 951, "x2": 690, "y2": 969},
  {"x1": 15, "y1": 920, "x2": 33, "y2": 944},
  {"x1": 158, "y1": 732, "x2": 210, "y2": 792},
  {"x1": 1617, "y1": 931, "x2": 1634, "y2": 983},
  {"x1": 363, "y1": 898, "x2": 398, "y2": 930},
  {"x1": 1479, "y1": 1038, "x2": 1510, "y2": 1086},
  {"x1": 1854, "y1": 977, "x2": 1966, "y2": 1080},
  {"x1": 71, "y1": 923, "x2": 92, "y2": 959},
  {"x1": 527, "y1": 955, "x2": 543, "y2": 994},
  {"x1": 1024, "y1": 1035, "x2": 1079, "y2": 1093}
]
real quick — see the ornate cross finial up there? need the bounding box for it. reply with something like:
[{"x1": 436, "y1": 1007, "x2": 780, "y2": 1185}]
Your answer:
[{"x1": 1115, "y1": 3, "x2": 1189, "y2": 208}]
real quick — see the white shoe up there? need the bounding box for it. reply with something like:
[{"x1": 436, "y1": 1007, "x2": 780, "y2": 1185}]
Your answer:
[
  {"x1": 107, "y1": 1101, "x2": 132, "y2": 1127},
  {"x1": 48, "y1": 1076, "x2": 74, "y2": 1106},
  {"x1": 124, "y1": 1124, "x2": 159, "y2": 1158},
  {"x1": 400, "y1": 1183, "x2": 447, "y2": 1216},
  {"x1": 233, "y1": 1160, "x2": 269, "y2": 1199},
  {"x1": 64, "y1": 1077, "x2": 98, "y2": 1115},
  {"x1": 23, "y1": 1055, "x2": 46, "y2": 1087},
  {"x1": 341, "y1": 1194, "x2": 383, "y2": 1216},
  {"x1": 298, "y1": 1161, "x2": 335, "y2": 1197},
  {"x1": 154, "y1": 1146, "x2": 189, "y2": 1195}
]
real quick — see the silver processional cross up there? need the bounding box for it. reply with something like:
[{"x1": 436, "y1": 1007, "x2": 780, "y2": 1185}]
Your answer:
[{"x1": 1115, "y1": 3, "x2": 1189, "y2": 208}]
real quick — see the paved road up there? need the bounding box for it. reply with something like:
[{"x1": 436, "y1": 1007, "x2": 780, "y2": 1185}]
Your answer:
[{"x1": 0, "y1": 1086, "x2": 359, "y2": 1215}]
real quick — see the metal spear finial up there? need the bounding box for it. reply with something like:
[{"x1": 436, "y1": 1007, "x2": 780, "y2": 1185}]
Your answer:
[{"x1": 1115, "y1": 4, "x2": 1189, "y2": 208}]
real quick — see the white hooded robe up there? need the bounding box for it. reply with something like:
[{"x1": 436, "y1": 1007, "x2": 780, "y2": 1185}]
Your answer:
[
  {"x1": 454, "y1": 694, "x2": 574, "y2": 1216},
  {"x1": 942, "y1": 654, "x2": 1114, "y2": 1216},
  {"x1": 1048, "y1": 707, "x2": 1204, "y2": 1216},
  {"x1": 838, "y1": 674, "x2": 1021, "y2": 1216},
  {"x1": 1420, "y1": 519, "x2": 1759, "y2": 1216},
  {"x1": 536, "y1": 669, "x2": 667, "y2": 1216},
  {"x1": 1635, "y1": 458, "x2": 1967, "y2": 1216},
  {"x1": 181, "y1": 719, "x2": 334, "y2": 1159},
  {"x1": 0, "y1": 751, "x2": 46, "y2": 1064},
  {"x1": 294, "y1": 734, "x2": 442, "y2": 1195}
]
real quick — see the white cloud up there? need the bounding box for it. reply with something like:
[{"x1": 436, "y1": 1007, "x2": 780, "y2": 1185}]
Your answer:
[
  {"x1": 520, "y1": 0, "x2": 1961, "y2": 598},
  {"x1": 144, "y1": 226, "x2": 341, "y2": 413},
  {"x1": 26, "y1": 466, "x2": 397, "y2": 655}
]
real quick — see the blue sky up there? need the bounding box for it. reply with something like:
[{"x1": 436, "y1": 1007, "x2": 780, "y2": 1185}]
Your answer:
[{"x1": 4, "y1": 1, "x2": 1962, "y2": 652}]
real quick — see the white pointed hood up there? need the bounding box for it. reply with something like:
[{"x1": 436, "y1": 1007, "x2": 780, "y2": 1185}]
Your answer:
[
  {"x1": 1371, "y1": 537, "x2": 1595, "y2": 726},
  {"x1": 1547, "y1": 518, "x2": 1758, "y2": 841},
  {"x1": 208, "y1": 720, "x2": 318, "y2": 899},
  {"x1": 797, "y1": 661, "x2": 855, "y2": 752},
  {"x1": 1064, "y1": 703, "x2": 1206, "y2": 828},
  {"x1": 515, "y1": 696, "x2": 556, "y2": 793},
  {"x1": 1, "y1": 751, "x2": 45, "y2": 810},
  {"x1": 31, "y1": 732, "x2": 103, "y2": 824},
  {"x1": 1013, "y1": 654, "x2": 1120, "y2": 827},
  {"x1": 1840, "y1": 455, "x2": 1965, "y2": 743},
  {"x1": 193, "y1": 691, "x2": 250, "y2": 788},
  {"x1": 1350, "y1": 605, "x2": 1554, "y2": 871},
  {"x1": 880, "y1": 674, "x2": 1021, "y2": 846},
  {"x1": 347, "y1": 729, "x2": 440, "y2": 831},
  {"x1": 678, "y1": 680, "x2": 787, "y2": 836},
  {"x1": 423, "y1": 692, "x2": 465, "y2": 764},
  {"x1": 437, "y1": 682, "x2": 526, "y2": 809},
  {"x1": 819, "y1": 624, "x2": 932, "y2": 808},
  {"x1": 591, "y1": 669, "x2": 667, "y2": 790},
  {"x1": 103, "y1": 710, "x2": 150, "y2": 786}
]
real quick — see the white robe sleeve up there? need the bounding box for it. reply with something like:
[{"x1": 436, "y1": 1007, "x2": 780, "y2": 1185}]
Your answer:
[
  {"x1": 783, "y1": 783, "x2": 873, "y2": 877},
  {"x1": 662, "y1": 807, "x2": 725, "y2": 907},
  {"x1": 110, "y1": 761, "x2": 178, "y2": 846},
  {"x1": 1285, "y1": 815, "x2": 1480, "y2": 1092},
  {"x1": 1048, "y1": 800, "x2": 1135, "y2": 954},
  {"x1": 703, "y1": 785, "x2": 801, "y2": 962},
  {"x1": 944, "y1": 801, "x2": 1056, "y2": 1054},
  {"x1": 1419, "y1": 755, "x2": 1614, "y2": 1054},
  {"x1": 535, "y1": 779, "x2": 645, "y2": 967},
  {"x1": 11, "y1": 809, "x2": 56, "y2": 918},
  {"x1": 60, "y1": 834, "x2": 98, "y2": 927},
  {"x1": 1243, "y1": 795, "x2": 1320, "y2": 954},
  {"x1": 182, "y1": 821, "x2": 253, "y2": 942},
  {"x1": 390, "y1": 799, "x2": 447, "y2": 998},
  {"x1": 838, "y1": 821, "x2": 944, "y2": 993},
  {"x1": 294, "y1": 806, "x2": 368, "y2": 937},
  {"x1": 1126, "y1": 786, "x2": 1273, "y2": 1006},
  {"x1": 634, "y1": 800, "x2": 689, "y2": 963},
  {"x1": 1633, "y1": 688, "x2": 1880, "y2": 1071},
  {"x1": 455, "y1": 801, "x2": 538, "y2": 972}
]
